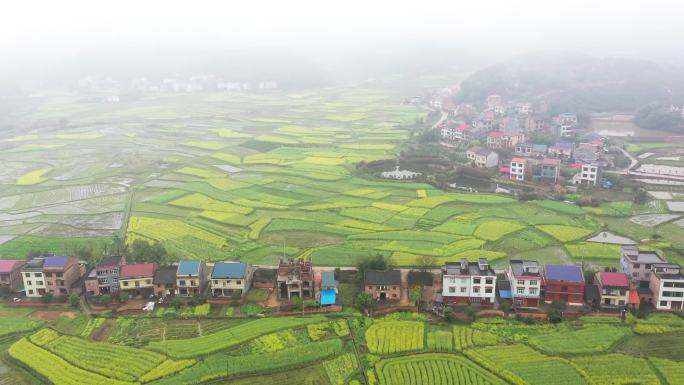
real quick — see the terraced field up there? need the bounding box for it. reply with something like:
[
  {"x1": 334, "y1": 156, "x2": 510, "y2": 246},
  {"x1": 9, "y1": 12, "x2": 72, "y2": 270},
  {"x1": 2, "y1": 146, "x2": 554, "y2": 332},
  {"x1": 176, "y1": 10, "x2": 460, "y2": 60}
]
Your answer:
[{"x1": 2, "y1": 88, "x2": 684, "y2": 267}]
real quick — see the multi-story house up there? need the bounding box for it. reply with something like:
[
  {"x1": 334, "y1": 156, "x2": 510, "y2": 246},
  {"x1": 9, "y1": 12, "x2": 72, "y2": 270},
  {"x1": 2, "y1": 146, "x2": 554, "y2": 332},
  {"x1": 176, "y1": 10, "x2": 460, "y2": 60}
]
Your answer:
[
  {"x1": 320, "y1": 271, "x2": 337, "y2": 306},
  {"x1": 0, "y1": 260, "x2": 26, "y2": 290},
  {"x1": 539, "y1": 158, "x2": 561, "y2": 182},
  {"x1": 176, "y1": 260, "x2": 207, "y2": 297},
  {"x1": 153, "y1": 266, "x2": 177, "y2": 297},
  {"x1": 486, "y1": 94, "x2": 502, "y2": 110},
  {"x1": 119, "y1": 263, "x2": 158, "y2": 298},
  {"x1": 441, "y1": 258, "x2": 496, "y2": 305},
  {"x1": 548, "y1": 142, "x2": 574, "y2": 160},
  {"x1": 507, "y1": 260, "x2": 542, "y2": 308},
  {"x1": 515, "y1": 143, "x2": 547, "y2": 158},
  {"x1": 466, "y1": 147, "x2": 499, "y2": 168},
  {"x1": 486, "y1": 131, "x2": 525, "y2": 149},
  {"x1": 210, "y1": 262, "x2": 252, "y2": 297},
  {"x1": 277, "y1": 258, "x2": 314, "y2": 299},
  {"x1": 543, "y1": 264, "x2": 585, "y2": 305},
  {"x1": 620, "y1": 245, "x2": 665, "y2": 286},
  {"x1": 441, "y1": 123, "x2": 473, "y2": 143},
  {"x1": 95, "y1": 255, "x2": 125, "y2": 295},
  {"x1": 364, "y1": 270, "x2": 401, "y2": 301},
  {"x1": 649, "y1": 263, "x2": 684, "y2": 311},
  {"x1": 557, "y1": 113, "x2": 578, "y2": 126},
  {"x1": 510, "y1": 157, "x2": 530, "y2": 181},
  {"x1": 595, "y1": 271, "x2": 630, "y2": 307},
  {"x1": 22, "y1": 258, "x2": 46, "y2": 298},
  {"x1": 43, "y1": 256, "x2": 85, "y2": 297},
  {"x1": 574, "y1": 163, "x2": 602, "y2": 185}
]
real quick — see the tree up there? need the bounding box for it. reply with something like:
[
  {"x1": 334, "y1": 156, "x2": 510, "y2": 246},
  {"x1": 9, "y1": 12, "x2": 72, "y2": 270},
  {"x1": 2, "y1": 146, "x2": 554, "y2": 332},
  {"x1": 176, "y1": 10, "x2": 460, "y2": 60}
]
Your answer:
[
  {"x1": 69, "y1": 293, "x2": 80, "y2": 308},
  {"x1": 548, "y1": 300, "x2": 566, "y2": 323},
  {"x1": 41, "y1": 293, "x2": 54, "y2": 304},
  {"x1": 356, "y1": 254, "x2": 391, "y2": 282},
  {"x1": 633, "y1": 188, "x2": 649, "y2": 205},
  {"x1": 355, "y1": 292, "x2": 374, "y2": 311},
  {"x1": 231, "y1": 290, "x2": 242, "y2": 305},
  {"x1": 111, "y1": 235, "x2": 127, "y2": 256},
  {"x1": 416, "y1": 255, "x2": 437, "y2": 272},
  {"x1": 443, "y1": 306, "x2": 455, "y2": 322},
  {"x1": 130, "y1": 239, "x2": 167, "y2": 263},
  {"x1": 170, "y1": 297, "x2": 182, "y2": 309},
  {"x1": 499, "y1": 301, "x2": 511, "y2": 313},
  {"x1": 100, "y1": 294, "x2": 112, "y2": 306},
  {"x1": 584, "y1": 268, "x2": 596, "y2": 285},
  {"x1": 464, "y1": 305, "x2": 476, "y2": 322}
]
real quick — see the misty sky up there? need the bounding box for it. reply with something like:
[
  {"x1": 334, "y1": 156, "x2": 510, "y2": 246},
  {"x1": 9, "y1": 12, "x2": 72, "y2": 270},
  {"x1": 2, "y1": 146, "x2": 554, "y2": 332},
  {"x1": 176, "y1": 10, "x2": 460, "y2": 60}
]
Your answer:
[{"x1": 2, "y1": 0, "x2": 682, "y2": 55}]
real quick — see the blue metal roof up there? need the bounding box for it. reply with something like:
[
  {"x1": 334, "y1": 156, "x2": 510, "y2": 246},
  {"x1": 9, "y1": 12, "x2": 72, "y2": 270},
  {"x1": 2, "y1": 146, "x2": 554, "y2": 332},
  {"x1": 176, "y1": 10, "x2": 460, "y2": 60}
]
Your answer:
[
  {"x1": 321, "y1": 272, "x2": 336, "y2": 288},
  {"x1": 43, "y1": 256, "x2": 70, "y2": 268},
  {"x1": 321, "y1": 289, "x2": 336, "y2": 305},
  {"x1": 211, "y1": 262, "x2": 247, "y2": 279},
  {"x1": 545, "y1": 264, "x2": 584, "y2": 283},
  {"x1": 177, "y1": 260, "x2": 201, "y2": 276},
  {"x1": 499, "y1": 290, "x2": 512, "y2": 299}
]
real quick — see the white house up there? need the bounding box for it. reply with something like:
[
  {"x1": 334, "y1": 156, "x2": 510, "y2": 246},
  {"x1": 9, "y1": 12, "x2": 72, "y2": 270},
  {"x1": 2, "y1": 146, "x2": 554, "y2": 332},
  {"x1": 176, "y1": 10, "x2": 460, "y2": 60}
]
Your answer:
[
  {"x1": 509, "y1": 157, "x2": 528, "y2": 181},
  {"x1": 574, "y1": 163, "x2": 602, "y2": 185},
  {"x1": 442, "y1": 258, "x2": 496, "y2": 305},
  {"x1": 466, "y1": 147, "x2": 499, "y2": 168},
  {"x1": 507, "y1": 260, "x2": 542, "y2": 308},
  {"x1": 21, "y1": 258, "x2": 47, "y2": 298},
  {"x1": 649, "y1": 263, "x2": 684, "y2": 311},
  {"x1": 381, "y1": 166, "x2": 422, "y2": 180}
]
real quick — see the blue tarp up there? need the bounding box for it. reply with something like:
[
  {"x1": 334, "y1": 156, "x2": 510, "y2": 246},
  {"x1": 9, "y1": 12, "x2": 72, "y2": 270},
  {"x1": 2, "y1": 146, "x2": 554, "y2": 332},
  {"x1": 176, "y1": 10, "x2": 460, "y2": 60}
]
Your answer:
[
  {"x1": 321, "y1": 289, "x2": 336, "y2": 305},
  {"x1": 499, "y1": 290, "x2": 512, "y2": 299}
]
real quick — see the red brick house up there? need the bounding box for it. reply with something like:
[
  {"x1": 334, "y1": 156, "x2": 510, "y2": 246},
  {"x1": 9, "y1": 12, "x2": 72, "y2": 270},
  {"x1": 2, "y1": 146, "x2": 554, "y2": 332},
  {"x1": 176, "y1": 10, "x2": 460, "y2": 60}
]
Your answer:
[
  {"x1": 543, "y1": 264, "x2": 585, "y2": 305},
  {"x1": 0, "y1": 260, "x2": 26, "y2": 291}
]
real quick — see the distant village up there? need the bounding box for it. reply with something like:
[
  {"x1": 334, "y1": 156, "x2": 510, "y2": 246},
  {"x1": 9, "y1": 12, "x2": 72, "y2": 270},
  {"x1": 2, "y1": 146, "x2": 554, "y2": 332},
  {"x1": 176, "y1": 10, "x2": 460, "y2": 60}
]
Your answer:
[{"x1": 397, "y1": 90, "x2": 615, "y2": 193}]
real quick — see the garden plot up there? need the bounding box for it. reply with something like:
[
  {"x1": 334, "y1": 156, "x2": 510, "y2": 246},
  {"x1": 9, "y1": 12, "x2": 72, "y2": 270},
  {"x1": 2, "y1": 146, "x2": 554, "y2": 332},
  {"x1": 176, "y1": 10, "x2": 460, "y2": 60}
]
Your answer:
[
  {"x1": 666, "y1": 201, "x2": 684, "y2": 212},
  {"x1": 637, "y1": 163, "x2": 684, "y2": 176},
  {"x1": 630, "y1": 213, "x2": 680, "y2": 227},
  {"x1": 586, "y1": 231, "x2": 636, "y2": 245},
  {"x1": 25, "y1": 212, "x2": 124, "y2": 230},
  {"x1": 27, "y1": 184, "x2": 128, "y2": 208}
]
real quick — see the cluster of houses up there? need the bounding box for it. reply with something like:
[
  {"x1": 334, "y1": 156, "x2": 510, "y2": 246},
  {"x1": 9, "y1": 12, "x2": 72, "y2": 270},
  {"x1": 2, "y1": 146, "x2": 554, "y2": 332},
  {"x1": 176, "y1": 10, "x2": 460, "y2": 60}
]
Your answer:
[
  {"x1": 438, "y1": 245, "x2": 684, "y2": 311},
  {"x1": 2, "y1": 246, "x2": 683, "y2": 313},
  {"x1": 435, "y1": 92, "x2": 610, "y2": 188}
]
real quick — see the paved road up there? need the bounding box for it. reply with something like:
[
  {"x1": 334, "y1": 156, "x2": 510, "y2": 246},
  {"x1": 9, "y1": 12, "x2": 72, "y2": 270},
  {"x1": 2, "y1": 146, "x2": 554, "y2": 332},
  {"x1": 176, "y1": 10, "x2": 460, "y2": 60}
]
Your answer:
[
  {"x1": 605, "y1": 145, "x2": 684, "y2": 182},
  {"x1": 432, "y1": 110, "x2": 448, "y2": 129}
]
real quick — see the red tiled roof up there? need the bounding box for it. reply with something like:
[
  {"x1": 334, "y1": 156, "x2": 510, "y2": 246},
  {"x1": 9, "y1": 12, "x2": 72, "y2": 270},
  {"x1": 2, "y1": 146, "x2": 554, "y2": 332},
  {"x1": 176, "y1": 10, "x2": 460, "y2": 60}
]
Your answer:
[
  {"x1": 119, "y1": 263, "x2": 157, "y2": 278},
  {"x1": 597, "y1": 272, "x2": 628, "y2": 287},
  {"x1": 542, "y1": 158, "x2": 561, "y2": 166},
  {"x1": 488, "y1": 131, "x2": 506, "y2": 138},
  {"x1": 456, "y1": 124, "x2": 472, "y2": 132},
  {"x1": 628, "y1": 290, "x2": 640, "y2": 305},
  {"x1": 511, "y1": 157, "x2": 527, "y2": 163},
  {"x1": 498, "y1": 167, "x2": 510, "y2": 173},
  {"x1": 0, "y1": 260, "x2": 20, "y2": 273}
]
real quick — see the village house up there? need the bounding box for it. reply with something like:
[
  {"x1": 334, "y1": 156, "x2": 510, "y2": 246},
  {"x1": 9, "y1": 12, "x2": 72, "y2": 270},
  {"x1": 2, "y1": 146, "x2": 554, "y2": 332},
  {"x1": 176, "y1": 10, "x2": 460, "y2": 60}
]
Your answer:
[
  {"x1": 539, "y1": 158, "x2": 561, "y2": 182},
  {"x1": 441, "y1": 258, "x2": 496, "y2": 305},
  {"x1": 441, "y1": 122, "x2": 474, "y2": 143},
  {"x1": 466, "y1": 146, "x2": 499, "y2": 168},
  {"x1": 94, "y1": 255, "x2": 126, "y2": 295},
  {"x1": 595, "y1": 271, "x2": 630, "y2": 307},
  {"x1": 515, "y1": 143, "x2": 547, "y2": 158},
  {"x1": 364, "y1": 269, "x2": 402, "y2": 301},
  {"x1": 557, "y1": 113, "x2": 578, "y2": 126},
  {"x1": 210, "y1": 262, "x2": 252, "y2": 297},
  {"x1": 153, "y1": 266, "x2": 177, "y2": 297},
  {"x1": 176, "y1": 260, "x2": 207, "y2": 297},
  {"x1": 320, "y1": 271, "x2": 337, "y2": 306},
  {"x1": 277, "y1": 258, "x2": 314, "y2": 299},
  {"x1": 548, "y1": 142, "x2": 574, "y2": 160},
  {"x1": 649, "y1": 263, "x2": 684, "y2": 311},
  {"x1": 573, "y1": 144, "x2": 600, "y2": 163},
  {"x1": 510, "y1": 157, "x2": 531, "y2": 181},
  {"x1": 515, "y1": 102, "x2": 532, "y2": 115},
  {"x1": 22, "y1": 258, "x2": 47, "y2": 298},
  {"x1": 43, "y1": 256, "x2": 86, "y2": 297},
  {"x1": 543, "y1": 264, "x2": 585, "y2": 305},
  {"x1": 119, "y1": 263, "x2": 158, "y2": 298},
  {"x1": 486, "y1": 131, "x2": 525, "y2": 149},
  {"x1": 0, "y1": 260, "x2": 26, "y2": 290},
  {"x1": 84, "y1": 268, "x2": 98, "y2": 296},
  {"x1": 620, "y1": 246, "x2": 666, "y2": 286},
  {"x1": 486, "y1": 94, "x2": 502, "y2": 110},
  {"x1": 507, "y1": 260, "x2": 542, "y2": 308},
  {"x1": 573, "y1": 162, "x2": 602, "y2": 185}
]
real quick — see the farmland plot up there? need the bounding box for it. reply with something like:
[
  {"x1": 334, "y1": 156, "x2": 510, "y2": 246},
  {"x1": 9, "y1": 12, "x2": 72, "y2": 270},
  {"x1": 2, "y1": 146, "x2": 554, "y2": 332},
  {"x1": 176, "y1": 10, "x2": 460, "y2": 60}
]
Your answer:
[
  {"x1": 365, "y1": 321, "x2": 424, "y2": 354},
  {"x1": 375, "y1": 354, "x2": 508, "y2": 385}
]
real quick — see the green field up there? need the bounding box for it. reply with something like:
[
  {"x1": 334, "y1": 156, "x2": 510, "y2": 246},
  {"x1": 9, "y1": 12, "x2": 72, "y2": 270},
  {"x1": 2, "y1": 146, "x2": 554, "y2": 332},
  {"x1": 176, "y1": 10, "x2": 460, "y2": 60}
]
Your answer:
[
  {"x1": 3, "y1": 88, "x2": 679, "y2": 268},
  {"x1": 4, "y1": 304, "x2": 684, "y2": 385}
]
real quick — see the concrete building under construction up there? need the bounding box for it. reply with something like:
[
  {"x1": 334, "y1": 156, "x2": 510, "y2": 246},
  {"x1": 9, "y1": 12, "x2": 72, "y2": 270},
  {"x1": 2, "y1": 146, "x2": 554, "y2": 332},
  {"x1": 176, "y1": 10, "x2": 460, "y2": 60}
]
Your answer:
[{"x1": 277, "y1": 258, "x2": 314, "y2": 299}]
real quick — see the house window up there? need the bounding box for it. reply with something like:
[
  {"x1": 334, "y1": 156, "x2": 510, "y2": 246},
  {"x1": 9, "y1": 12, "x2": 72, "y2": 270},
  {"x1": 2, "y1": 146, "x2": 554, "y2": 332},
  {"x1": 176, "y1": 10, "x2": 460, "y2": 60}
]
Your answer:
[
  {"x1": 529, "y1": 288, "x2": 538, "y2": 295},
  {"x1": 632, "y1": 272, "x2": 639, "y2": 277},
  {"x1": 179, "y1": 280, "x2": 186, "y2": 286},
  {"x1": 25, "y1": 273, "x2": 30, "y2": 278},
  {"x1": 35, "y1": 273, "x2": 42, "y2": 277},
  {"x1": 516, "y1": 288, "x2": 524, "y2": 294},
  {"x1": 146, "y1": 280, "x2": 151, "y2": 285},
  {"x1": 460, "y1": 287, "x2": 467, "y2": 293},
  {"x1": 633, "y1": 264, "x2": 640, "y2": 268},
  {"x1": 517, "y1": 280, "x2": 525, "y2": 285},
  {"x1": 485, "y1": 278, "x2": 493, "y2": 285},
  {"x1": 660, "y1": 301, "x2": 668, "y2": 307},
  {"x1": 56, "y1": 273, "x2": 63, "y2": 278},
  {"x1": 123, "y1": 281, "x2": 129, "y2": 287},
  {"x1": 473, "y1": 287, "x2": 480, "y2": 293},
  {"x1": 645, "y1": 264, "x2": 652, "y2": 269},
  {"x1": 26, "y1": 280, "x2": 32, "y2": 285},
  {"x1": 392, "y1": 286, "x2": 397, "y2": 290},
  {"x1": 473, "y1": 278, "x2": 481, "y2": 284},
  {"x1": 448, "y1": 287, "x2": 456, "y2": 293},
  {"x1": 190, "y1": 280, "x2": 196, "y2": 286},
  {"x1": 213, "y1": 280, "x2": 218, "y2": 285},
  {"x1": 368, "y1": 286, "x2": 373, "y2": 290},
  {"x1": 36, "y1": 281, "x2": 43, "y2": 285},
  {"x1": 561, "y1": 286, "x2": 568, "y2": 292},
  {"x1": 618, "y1": 300, "x2": 625, "y2": 306},
  {"x1": 28, "y1": 290, "x2": 34, "y2": 295},
  {"x1": 237, "y1": 281, "x2": 241, "y2": 285},
  {"x1": 485, "y1": 288, "x2": 493, "y2": 294},
  {"x1": 529, "y1": 280, "x2": 538, "y2": 286}
]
